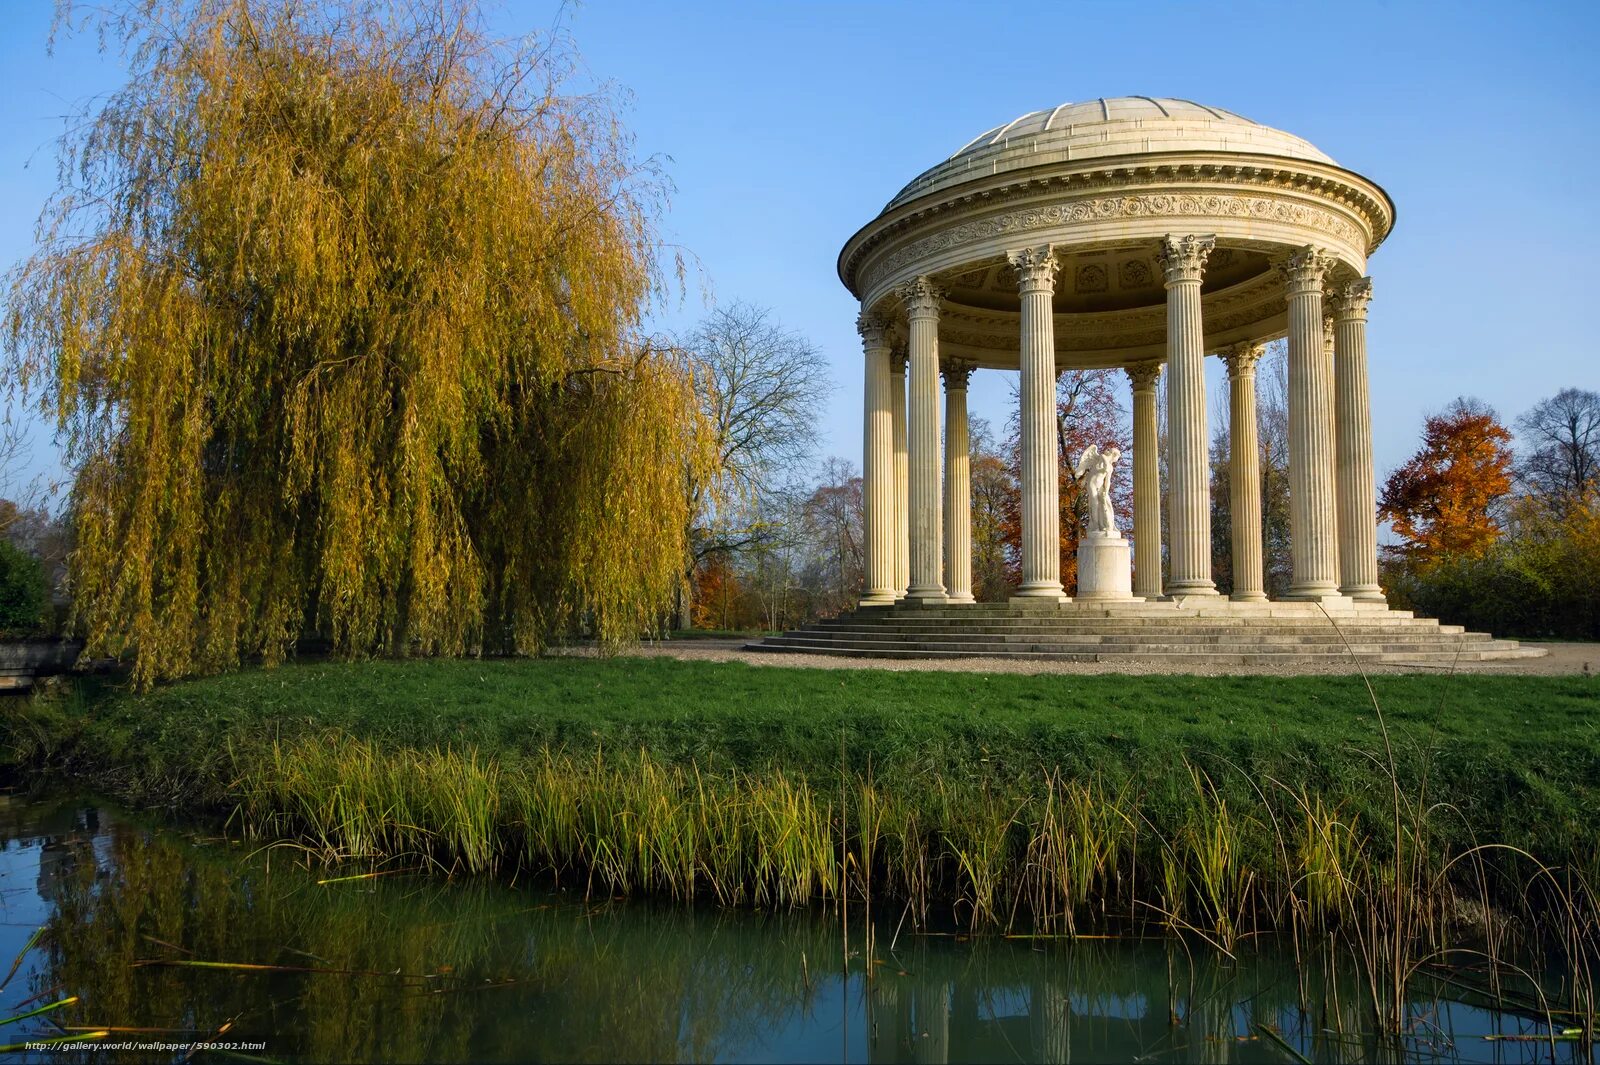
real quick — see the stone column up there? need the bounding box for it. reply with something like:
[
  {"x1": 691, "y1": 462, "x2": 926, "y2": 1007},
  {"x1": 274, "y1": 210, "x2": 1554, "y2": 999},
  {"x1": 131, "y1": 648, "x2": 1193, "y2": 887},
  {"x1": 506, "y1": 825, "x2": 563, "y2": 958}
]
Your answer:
[
  {"x1": 1279, "y1": 247, "x2": 1341, "y2": 600},
  {"x1": 891, "y1": 349, "x2": 909, "y2": 598},
  {"x1": 1008, "y1": 245, "x2": 1067, "y2": 600},
  {"x1": 1221, "y1": 343, "x2": 1267, "y2": 601},
  {"x1": 859, "y1": 313, "x2": 896, "y2": 605},
  {"x1": 1159, "y1": 234, "x2": 1218, "y2": 596},
  {"x1": 1126, "y1": 361, "x2": 1164, "y2": 599},
  {"x1": 1331, "y1": 277, "x2": 1384, "y2": 601},
  {"x1": 942, "y1": 361, "x2": 975, "y2": 604},
  {"x1": 900, "y1": 277, "x2": 946, "y2": 601}
]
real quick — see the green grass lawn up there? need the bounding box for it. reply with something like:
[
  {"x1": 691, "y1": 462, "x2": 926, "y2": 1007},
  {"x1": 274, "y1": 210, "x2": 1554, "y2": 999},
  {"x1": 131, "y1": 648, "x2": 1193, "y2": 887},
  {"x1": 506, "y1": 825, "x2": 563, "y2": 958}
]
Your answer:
[{"x1": 12, "y1": 656, "x2": 1597, "y2": 862}]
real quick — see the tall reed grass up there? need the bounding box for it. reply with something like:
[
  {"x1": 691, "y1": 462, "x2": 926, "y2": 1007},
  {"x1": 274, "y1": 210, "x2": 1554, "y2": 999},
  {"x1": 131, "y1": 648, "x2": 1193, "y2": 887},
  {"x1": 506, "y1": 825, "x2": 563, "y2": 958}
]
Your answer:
[{"x1": 225, "y1": 726, "x2": 1600, "y2": 1041}]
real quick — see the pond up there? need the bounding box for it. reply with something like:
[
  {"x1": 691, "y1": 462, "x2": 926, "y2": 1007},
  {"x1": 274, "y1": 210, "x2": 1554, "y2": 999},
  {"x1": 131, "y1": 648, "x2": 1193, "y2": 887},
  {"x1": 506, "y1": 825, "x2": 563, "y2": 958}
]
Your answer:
[{"x1": 0, "y1": 794, "x2": 1588, "y2": 1063}]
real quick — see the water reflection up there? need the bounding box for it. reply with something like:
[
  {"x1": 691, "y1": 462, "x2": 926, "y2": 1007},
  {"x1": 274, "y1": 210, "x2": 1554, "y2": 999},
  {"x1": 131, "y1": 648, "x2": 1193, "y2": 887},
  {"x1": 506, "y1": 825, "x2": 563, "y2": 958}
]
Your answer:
[{"x1": 0, "y1": 796, "x2": 1587, "y2": 1064}]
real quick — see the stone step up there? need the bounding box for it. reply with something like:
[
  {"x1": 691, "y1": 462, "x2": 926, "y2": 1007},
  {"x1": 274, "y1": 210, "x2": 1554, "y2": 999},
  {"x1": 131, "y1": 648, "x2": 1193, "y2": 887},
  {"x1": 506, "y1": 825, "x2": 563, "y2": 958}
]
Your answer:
[
  {"x1": 747, "y1": 642, "x2": 1543, "y2": 665},
  {"x1": 757, "y1": 635, "x2": 1509, "y2": 656},
  {"x1": 770, "y1": 632, "x2": 1501, "y2": 650},
  {"x1": 814, "y1": 620, "x2": 1456, "y2": 635},
  {"x1": 812, "y1": 614, "x2": 1472, "y2": 630},
  {"x1": 745, "y1": 601, "x2": 1542, "y2": 668},
  {"x1": 852, "y1": 604, "x2": 1417, "y2": 619}
]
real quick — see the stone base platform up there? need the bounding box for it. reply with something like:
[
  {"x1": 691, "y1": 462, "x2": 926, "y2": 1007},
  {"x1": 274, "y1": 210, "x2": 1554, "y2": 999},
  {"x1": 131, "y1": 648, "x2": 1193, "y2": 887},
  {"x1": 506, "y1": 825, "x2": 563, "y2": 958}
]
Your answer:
[{"x1": 745, "y1": 599, "x2": 1545, "y2": 667}]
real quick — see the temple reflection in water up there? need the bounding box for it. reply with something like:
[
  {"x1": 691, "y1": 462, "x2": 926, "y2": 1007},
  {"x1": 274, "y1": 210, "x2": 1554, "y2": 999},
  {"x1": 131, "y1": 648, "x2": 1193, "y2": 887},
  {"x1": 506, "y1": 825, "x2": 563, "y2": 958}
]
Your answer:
[{"x1": 0, "y1": 798, "x2": 1552, "y2": 1064}]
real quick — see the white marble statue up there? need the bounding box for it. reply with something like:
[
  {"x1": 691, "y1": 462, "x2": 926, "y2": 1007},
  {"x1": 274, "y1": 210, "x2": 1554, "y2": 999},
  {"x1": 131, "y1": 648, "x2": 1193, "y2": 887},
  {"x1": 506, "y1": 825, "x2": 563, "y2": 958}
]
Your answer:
[{"x1": 1074, "y1": 445, "x2": 1121, "y2": 535}]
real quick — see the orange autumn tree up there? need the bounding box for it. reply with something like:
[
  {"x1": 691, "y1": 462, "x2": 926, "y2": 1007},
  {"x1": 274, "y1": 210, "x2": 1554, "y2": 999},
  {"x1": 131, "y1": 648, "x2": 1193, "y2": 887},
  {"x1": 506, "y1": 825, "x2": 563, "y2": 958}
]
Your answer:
[
  {"x1": 1002, "y1": 369, "x2": 1130, "y2": 590},
  {"x1": 1379, "y1": 399, "x2": 1514, "y2": 570}
]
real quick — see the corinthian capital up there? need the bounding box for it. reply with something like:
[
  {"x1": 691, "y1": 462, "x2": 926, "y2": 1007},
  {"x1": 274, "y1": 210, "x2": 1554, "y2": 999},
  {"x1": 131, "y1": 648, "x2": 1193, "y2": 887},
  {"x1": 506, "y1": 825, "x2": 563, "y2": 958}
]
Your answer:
[
  {"x1": 856, "y1": 311, "x2": 890, "y2": 348},
  {"x1": 940, "y1": 359, "x2": 974, "y2": 389},
  {"x1": 1220, "y1": 342, "x2": 1265, "y2": 378},
  {"x1": 1328, "y1": 276, "x2": 1374, "y2": 322},
  {"x1": 898, "y1": 276, "x2": 945, "y2": 319},
  {"x1": 1278, "y1": 246, "x2": 1336, "y2": 295},
  {"x1": 1006, "y1": 245, "x2": 1059, "y2": 292},
  {"x1": 889, "y1": 347, "x2": 908, "y2": 375},
  {"x1": 1158, "y1": 235, "x2": 1216, "y2": 285},
  {"x1": 1124, "y1": 360, "x2": 1163, "y2": 392}
]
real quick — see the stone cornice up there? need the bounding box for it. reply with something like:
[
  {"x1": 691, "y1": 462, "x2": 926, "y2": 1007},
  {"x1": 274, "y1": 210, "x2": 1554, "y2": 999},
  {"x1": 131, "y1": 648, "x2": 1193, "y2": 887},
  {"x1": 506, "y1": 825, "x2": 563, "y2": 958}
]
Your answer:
[{"x1": 840, "y1": 151, "x2": 1395, "y2": 296}]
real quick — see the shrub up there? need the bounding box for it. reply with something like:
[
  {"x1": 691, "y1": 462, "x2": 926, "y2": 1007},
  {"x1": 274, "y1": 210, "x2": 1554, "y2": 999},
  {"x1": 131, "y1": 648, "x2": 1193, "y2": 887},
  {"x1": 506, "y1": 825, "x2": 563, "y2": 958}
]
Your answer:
[
  {"x1": 1386, "y1": 491, "x2": 1600, "y2": 639},
  {"x1": 0, "y1": 540, "x2": 47, "y2": 636}
]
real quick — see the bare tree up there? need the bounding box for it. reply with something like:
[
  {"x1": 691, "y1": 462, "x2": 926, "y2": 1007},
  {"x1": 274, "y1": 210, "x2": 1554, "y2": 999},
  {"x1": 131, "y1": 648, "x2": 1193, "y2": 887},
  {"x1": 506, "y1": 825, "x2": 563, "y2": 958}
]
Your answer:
[
  {"x1": 798, "y1": 457, "x2": 863, "y2": 617},
  {"x1": 1516, "y1": 388, "x2": 1600, "y2": 505},
  {"x1": 1255, "y1": 342, "x2": 1294, "y2": 596},
  {"x1": 968, "y1": 417, "x2": 1015, "y2": 602},
  {"x1": 677, "y1": 302, "x2": 831, "y2": 624},
  {"x1": 0, "y1": 416, "x2": 51, "y2": 538}
]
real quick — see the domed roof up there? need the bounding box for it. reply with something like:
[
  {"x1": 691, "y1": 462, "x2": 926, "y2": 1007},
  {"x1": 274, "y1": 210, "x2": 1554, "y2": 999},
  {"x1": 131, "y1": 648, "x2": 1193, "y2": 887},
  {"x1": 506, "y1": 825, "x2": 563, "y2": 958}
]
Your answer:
[{"x1": 886, "y1": 97, "x2": 1336, "y2": 211}]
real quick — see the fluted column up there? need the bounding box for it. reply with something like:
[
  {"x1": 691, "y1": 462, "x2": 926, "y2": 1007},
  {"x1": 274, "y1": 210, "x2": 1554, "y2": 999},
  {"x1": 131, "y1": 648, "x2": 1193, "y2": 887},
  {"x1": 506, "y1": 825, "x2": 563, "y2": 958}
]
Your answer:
[
  {"x1": 1222, "y1": 343, "x2": 1267, "y2": 601},
  {"x1": 1323, "y1": 312, "x2": 1340, "y2": 564},
  {"x1": 1331, "y1": 277, "x2": 1384, "y2": 601},
  {"x1": 1159, "y1": 234, "x2": 1218, "y2": 596},
  {"x1": 913, "y1": 982, "x2": 951, "y2": 1065},
  {"x1": 1008, "y1": 245, "x2": 1067, "y2": 599},
  {"x1": 900, "y1": 277, "x2": 945, "y2": 601},
  {"x1": 1280, "y1": 247, "x2": 1341, "y2": 600},
  {"x1": 891, "y1": 350, "x2": 909, "y2": 598},
  {"x1": 859, "y1": 313, "x2": 896, "y2": 605},
  {"x1": 942, "y1": 361, "x2": 975, "y2": 604},
  {"x1": 1126, "y1": 361, "x2": 1164, "y2": 599}
]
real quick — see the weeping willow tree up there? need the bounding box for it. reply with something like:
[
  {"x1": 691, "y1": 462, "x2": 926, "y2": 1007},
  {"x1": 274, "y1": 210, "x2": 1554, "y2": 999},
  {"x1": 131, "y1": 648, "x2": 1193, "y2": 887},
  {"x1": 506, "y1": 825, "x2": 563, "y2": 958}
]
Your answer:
[{"x1": 4, "y1": 0, "x2": 713, "y2": 684}]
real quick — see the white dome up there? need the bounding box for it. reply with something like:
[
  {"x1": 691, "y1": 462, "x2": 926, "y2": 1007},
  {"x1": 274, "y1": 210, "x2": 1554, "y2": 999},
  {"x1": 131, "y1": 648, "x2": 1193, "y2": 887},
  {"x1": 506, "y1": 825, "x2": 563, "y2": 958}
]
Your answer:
[{"x1": 887, "y1": 97, "x2": 1336, "y2": 210}]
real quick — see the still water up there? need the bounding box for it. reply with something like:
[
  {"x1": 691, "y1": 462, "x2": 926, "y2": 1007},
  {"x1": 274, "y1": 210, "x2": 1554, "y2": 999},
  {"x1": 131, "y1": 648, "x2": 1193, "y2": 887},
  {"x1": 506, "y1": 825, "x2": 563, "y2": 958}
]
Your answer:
[{"x1": 0, "y1": 795, "x2": 1588, "y2": 1064}]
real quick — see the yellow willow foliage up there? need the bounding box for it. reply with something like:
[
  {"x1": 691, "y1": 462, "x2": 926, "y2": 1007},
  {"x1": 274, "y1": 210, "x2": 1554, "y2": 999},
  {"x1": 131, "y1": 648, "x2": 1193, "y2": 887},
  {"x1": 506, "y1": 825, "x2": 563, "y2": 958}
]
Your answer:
[{"x1": 3, "y1": 0, "x2": 714, "y2": 684}]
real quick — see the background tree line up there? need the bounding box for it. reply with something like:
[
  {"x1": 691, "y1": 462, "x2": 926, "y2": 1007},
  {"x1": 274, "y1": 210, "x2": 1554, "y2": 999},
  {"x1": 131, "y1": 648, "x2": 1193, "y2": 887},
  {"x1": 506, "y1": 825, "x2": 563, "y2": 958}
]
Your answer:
[
  {"x1": 0, "y1": 0, "x2": 1589, "y2": 671},
  {"x1": 682, "y1": 321, "x2": 1595, "y2": 640},
  {"x1": 678, "y1": 302, "x2": 1134, "y2": 631},
  {"x1": 1375, "y1": 389, "x2": 1599, "y2": 639}
]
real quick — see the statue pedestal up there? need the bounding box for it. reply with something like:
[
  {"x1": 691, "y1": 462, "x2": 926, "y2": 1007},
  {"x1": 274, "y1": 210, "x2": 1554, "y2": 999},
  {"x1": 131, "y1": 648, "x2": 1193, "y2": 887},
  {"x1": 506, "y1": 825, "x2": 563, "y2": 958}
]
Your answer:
[{"x1": 1076, "y1": 533, "x2": 1135, "y2": 601}]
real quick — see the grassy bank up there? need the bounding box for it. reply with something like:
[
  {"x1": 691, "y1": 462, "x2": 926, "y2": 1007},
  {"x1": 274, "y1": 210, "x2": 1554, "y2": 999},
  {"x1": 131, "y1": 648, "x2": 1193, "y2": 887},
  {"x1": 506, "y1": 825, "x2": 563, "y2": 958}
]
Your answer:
[{"x1": 6, "y1": 658, "x2": 1599, "y2": 938}]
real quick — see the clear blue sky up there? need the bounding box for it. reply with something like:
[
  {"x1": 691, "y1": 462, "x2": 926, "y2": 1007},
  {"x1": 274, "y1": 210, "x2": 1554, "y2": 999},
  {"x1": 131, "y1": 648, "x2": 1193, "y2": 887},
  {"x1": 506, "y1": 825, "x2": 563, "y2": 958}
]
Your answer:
[{"x1": 2, "y1": 0, "x2": 1596, "y2": 495}]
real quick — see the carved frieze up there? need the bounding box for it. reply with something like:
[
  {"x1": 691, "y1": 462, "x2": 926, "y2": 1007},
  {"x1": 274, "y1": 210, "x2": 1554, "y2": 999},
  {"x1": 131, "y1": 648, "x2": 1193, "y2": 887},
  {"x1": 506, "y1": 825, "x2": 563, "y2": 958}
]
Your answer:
[
  {"x1": 1076, "y1": 263, "x2": 1109, "y2": 293},
  {"x1": 863, "y1": 192, "x2": 1365, "y2": 294},
  {"x1": 1119, "y1": 259, "x2": 1153, "y2": 288}
]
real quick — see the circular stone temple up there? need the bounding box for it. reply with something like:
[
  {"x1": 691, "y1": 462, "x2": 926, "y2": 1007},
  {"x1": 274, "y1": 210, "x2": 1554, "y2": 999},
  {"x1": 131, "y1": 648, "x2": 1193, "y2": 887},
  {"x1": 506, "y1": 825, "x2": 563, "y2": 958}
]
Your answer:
[{"x1": 844, "y1": 96, "x2": 1395, "y2": 607}]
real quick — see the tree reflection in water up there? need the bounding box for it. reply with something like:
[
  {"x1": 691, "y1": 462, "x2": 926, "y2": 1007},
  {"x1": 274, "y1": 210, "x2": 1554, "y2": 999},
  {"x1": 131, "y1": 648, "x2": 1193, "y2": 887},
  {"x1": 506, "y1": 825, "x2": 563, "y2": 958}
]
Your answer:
[{"x1": 0, "y1": 798, "x2": 1582, "y2": 1064}]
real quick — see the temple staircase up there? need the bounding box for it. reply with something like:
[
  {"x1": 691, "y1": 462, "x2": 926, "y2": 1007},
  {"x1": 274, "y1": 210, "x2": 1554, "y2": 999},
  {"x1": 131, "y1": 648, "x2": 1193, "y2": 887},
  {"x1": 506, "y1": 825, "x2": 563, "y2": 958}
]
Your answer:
[{"x1": 746, "y1": 600, "x2": 1544, "y2": 667}]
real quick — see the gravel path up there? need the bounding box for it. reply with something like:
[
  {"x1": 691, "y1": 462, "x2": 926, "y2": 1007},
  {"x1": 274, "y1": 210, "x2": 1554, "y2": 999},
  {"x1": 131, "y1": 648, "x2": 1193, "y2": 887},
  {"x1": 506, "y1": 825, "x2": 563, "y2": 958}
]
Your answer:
[{"x1": 577, "y1": 639, "x2": 1599, "y2": 677}]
